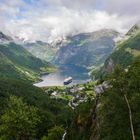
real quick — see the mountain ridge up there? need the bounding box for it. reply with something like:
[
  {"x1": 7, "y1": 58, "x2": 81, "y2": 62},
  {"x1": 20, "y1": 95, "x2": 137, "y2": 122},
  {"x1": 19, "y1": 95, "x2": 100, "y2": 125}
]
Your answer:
[
  {"x1": 53, "y1": 29, "x2": 119, "y2": 78},
  {"x1": 92, "y1": 25, "x2": 140, "y2": 79},
  {"x1": 0, "y1": 32, "x2": 55, "y2": 82}
]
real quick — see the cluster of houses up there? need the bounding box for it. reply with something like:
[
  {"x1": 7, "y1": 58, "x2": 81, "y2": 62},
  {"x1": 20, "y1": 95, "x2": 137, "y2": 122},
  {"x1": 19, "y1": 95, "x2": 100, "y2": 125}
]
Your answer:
[
  {"x1": 94, "y1": 81, "x2": 109, "y2": 95},
  {"x1": 45, "y1": 85, "x2": 90, "y2": 109},
  {"x1": 68, "y1": 92, "x2": 89, "y2": 109},
  {"x1": 45, "y1": 81, "x2": 110, "y2": 109}
]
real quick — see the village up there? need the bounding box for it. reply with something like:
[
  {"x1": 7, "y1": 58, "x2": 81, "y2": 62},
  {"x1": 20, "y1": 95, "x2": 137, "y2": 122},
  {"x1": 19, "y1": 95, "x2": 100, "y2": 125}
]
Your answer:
[{"x1": 43, "y1": 81, "x2": 109, "y2": 109}]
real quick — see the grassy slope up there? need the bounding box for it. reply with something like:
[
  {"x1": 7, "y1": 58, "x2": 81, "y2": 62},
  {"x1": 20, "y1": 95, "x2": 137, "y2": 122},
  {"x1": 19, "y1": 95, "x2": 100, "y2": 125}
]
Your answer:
[
  {"x1": 23, "y1": 41, "x2": 56, "y2": 62},
  {"x1": 93, "y1": 32, "x2": 140, "y2": 79},
  {"x1": 107, "y1": 32, "x2": 140, "y2": 67},
  {"x1": 0, "y1": 42, "x2": 55, "y2": 82}
]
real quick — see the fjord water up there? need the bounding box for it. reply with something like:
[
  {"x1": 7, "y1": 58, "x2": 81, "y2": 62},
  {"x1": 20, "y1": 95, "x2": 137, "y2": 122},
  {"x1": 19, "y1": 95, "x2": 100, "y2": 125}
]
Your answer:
[{"x1": 34, "y1": 69, "x2": 90, "y2": 87}]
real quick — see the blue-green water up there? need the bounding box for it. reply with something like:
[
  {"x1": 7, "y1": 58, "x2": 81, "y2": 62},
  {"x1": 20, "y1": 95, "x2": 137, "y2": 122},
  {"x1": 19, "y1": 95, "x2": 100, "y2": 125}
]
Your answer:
[{"x1": 34, "y1": 70, "x2": 90, "y2": 87}]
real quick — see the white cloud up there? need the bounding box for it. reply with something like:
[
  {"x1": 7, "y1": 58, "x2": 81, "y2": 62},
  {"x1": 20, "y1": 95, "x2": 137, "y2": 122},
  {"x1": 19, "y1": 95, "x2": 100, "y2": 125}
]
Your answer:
[
  {"x1": 0, "y1": 0, "x2": 139, "y2": 42},
  {"x1": 102, "y1": 0, "x2": 140, "y2": 16}
]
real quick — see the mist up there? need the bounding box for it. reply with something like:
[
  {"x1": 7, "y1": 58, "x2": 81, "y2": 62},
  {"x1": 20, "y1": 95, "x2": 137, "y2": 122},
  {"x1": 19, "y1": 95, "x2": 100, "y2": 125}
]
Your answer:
[{"x1": 0, "y1": 0, "x2": 139, "y2": 42}]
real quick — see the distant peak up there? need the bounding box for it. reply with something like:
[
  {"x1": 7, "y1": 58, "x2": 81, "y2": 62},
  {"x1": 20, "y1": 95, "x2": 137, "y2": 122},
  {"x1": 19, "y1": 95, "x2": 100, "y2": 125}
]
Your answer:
[
  {"x1": 0, "y1": 31, "x2": 13, "y2": 43},
  {"x1": 126, "y1": 24, "x2": 140, "y2": 36}
]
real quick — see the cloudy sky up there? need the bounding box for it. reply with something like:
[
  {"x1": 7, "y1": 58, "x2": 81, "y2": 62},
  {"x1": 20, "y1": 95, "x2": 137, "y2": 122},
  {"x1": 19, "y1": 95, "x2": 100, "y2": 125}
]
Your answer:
[{"x1": 0, "y1": 0, "x2": 139, "y2": 42}]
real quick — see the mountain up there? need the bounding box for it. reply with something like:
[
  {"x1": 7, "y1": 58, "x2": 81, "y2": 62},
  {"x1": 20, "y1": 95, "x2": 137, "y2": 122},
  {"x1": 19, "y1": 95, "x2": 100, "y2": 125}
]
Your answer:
[
  {"x1": 0, "y1": 32, "x2": 72, "y2": 140},
  {"x1": 0, "y1": 32, "x2": 54, "y2": 82},
  {"x1": 53, "y1": 29, "x2": 119, "y2": 78},
  {"x1": 0, "y1": 27, "x2": 140, "y2": 140},
  {"x1": 23, "y1": 41, "x2": 57, "y2": 62},
  {"x1": 0, "y1": 32, "x2": 13, "y2": 43},
  {"x1": 126, "y1": 24, "x2": 140, "y2": 36},
  {"x1": 94, "y1": 25, "x2": 140, "y2": 79},
  {"x1": 65, "y1": 26, "x2": 140, "y2": 139}
]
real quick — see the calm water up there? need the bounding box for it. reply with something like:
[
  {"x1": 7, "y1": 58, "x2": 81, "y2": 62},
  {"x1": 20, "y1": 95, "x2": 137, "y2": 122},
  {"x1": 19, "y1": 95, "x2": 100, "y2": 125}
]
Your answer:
[{"x1": 34, "y1": 71, "x2": 90, "y2": 87}]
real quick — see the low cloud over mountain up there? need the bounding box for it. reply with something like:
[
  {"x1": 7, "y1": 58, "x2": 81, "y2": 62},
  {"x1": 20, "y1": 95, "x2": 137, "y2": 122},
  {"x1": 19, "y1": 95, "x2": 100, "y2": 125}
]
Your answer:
[{"x1": 0, "y1": 0, "x2": 139, "y2": 42}]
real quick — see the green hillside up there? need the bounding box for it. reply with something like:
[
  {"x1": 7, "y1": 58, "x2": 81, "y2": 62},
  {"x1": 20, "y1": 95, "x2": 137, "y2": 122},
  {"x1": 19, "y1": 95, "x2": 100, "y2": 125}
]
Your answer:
[
  {"x1": 23, "y1": 41, "x2": 57, "y2": 62},
  {"x1": 66, "y1": 59, "x2": 140, "y2": 140},
  {"x1": 93, "y1": 29, "x2": 140, "y2": 79},
  {"x1": 0, "y1": 77, "x2": 73, "y2": 139},
  {"x1": 0, "y1": 42, "x2": 55, "y2": 82},
  {"x1": 95, "y1": 61, "x2": 140, "y2": 140},
  {"x1": 107, "y1": 32, "x2": 140, "y2": 67}
]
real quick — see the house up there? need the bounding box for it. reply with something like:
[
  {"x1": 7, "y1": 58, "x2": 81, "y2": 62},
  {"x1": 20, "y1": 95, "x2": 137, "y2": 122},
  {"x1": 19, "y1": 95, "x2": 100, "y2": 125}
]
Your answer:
[
  {"x1": 51, "y1": 91, "x2": 58, "y2": 96},
  {"x1": 94, "y1": 81, "x2": 110, "y2": 95}
]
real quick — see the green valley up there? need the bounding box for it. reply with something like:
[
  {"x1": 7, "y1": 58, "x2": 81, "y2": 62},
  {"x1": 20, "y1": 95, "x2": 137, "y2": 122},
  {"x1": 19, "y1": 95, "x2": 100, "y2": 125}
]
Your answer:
[
  {"x1": 0, "y1": 41, "x2": 55, "y2": 82},
  {"x1": 23, "y1": 41, "x2": 57, "y2": 62},
  {"x1": 0, "y1": 24, "x2": 140, "y2": 140}
]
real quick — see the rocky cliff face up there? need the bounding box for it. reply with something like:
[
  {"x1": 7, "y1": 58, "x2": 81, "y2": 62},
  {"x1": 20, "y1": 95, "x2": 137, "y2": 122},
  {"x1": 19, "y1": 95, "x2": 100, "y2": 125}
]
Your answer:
[
  {"x1": 93, "y1": 25, "x2": 140, "y2": 79},
  {"x1": 0, "y1": 32, "x2": 13, "y2": 43},
  {"x1": 126, "y1": 24, "x2": 140, "y2": 36},
  {"x1": 53, "y1": 29, "x2": 118, "y2": 76}
]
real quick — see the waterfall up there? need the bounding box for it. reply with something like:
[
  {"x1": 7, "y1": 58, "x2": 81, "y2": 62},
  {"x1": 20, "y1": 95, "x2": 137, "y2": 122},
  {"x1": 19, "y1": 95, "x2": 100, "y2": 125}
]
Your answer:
[{"x1": 62, "y1": 130, "x2": 67, "y2": 140}]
